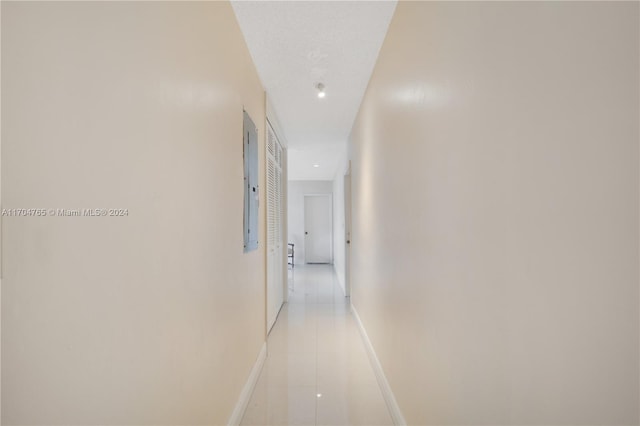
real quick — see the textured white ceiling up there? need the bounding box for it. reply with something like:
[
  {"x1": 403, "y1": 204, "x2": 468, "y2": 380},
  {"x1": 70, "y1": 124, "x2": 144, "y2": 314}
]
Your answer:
[{"x1": 231, "y1": 1, "x2": 397, "y2": 180}]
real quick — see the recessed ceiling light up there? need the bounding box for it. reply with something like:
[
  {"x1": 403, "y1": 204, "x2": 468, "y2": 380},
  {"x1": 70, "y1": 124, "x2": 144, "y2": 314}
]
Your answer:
[
  {"x1": 313, "y1": 164, "x2": 320, "y2": 168},
  {"x1": 317, "y1": 393, "x2": 322, "y2": 398},
  {"x1": 316, "y1": 83, "x2": 326, "y2": 99}
]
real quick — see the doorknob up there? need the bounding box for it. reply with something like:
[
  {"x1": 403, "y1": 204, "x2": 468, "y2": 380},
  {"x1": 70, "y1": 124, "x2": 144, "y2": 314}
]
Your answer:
[
  {"x1": 346, "y1": 240, "x2": 351, "y2": 244},
  {"x1": 305, "y1": 231, "x2": 308, "y2": 235}
]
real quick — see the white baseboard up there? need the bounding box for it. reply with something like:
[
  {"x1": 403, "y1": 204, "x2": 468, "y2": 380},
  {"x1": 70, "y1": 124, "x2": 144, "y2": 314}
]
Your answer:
[
  {"x1": 227, "y1": 342, "x2": 267, "y2": 426},
  {"x1": 351, "y1": 304, "x2": 407, "y2": 426}
]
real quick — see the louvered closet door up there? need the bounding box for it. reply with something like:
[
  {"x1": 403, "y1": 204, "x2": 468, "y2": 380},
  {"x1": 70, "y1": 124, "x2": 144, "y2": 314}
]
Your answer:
[{"x1": 266, "y1": 122, "x2": 284, "y2": 333}]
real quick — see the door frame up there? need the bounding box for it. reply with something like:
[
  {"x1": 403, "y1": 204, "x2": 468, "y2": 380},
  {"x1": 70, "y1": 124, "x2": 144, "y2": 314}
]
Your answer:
[{"x1": 343, "y1": 171, "x2": 352, "y2": 297}]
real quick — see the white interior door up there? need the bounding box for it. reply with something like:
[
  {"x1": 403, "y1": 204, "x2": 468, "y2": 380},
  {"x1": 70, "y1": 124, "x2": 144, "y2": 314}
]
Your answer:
[
  {"x1": 344, "y1": 173, "x2": 352, "y2": 296},
  {"x1": 304, "y1": 195, "x2": 332, "y2": 264},
  {"x1": 266, "y1": 123, "x2": 284, "y2": 333}
]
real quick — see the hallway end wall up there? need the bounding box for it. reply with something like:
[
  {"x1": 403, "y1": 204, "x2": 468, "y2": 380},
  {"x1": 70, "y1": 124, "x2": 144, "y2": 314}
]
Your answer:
[
  {"x1": 287, "y1": 181, "x2": 333, "y2": 265},
  {"x1": 349, "y1": 2, "x2": 639, "y2": 425},
  {"x1": 2, "y1": 2, "x2": 266, "y2": 425}
]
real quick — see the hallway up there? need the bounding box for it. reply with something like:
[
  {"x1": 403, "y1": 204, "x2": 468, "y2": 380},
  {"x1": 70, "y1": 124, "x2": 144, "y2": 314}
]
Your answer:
[
  {"x1": 241, "y1": 265, "x2": 393, "y2": 426},
  {"x1": 2, "y1": 2, "x2": 638, "y2": 425}
]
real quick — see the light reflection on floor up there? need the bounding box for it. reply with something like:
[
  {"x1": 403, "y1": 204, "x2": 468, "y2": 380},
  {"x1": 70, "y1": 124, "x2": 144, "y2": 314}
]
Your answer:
[{"x1": 240, "y1": 264, "x2": 394, "y2": 426}]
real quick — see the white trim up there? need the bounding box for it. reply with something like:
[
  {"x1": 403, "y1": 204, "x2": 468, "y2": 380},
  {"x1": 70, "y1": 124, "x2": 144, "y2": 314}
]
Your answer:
[
  {"x1": 351, "y1": 305, "x2": 407, "y2": 426},
  {"x1": 227, "y1": 342, "x2": 267, "y2": 426}
]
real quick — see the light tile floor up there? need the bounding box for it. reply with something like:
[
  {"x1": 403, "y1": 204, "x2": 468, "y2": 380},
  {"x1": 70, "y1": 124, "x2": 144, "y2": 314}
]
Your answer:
[{"x1": 240, "y1": 264, "x2": 394, "y2": 426}]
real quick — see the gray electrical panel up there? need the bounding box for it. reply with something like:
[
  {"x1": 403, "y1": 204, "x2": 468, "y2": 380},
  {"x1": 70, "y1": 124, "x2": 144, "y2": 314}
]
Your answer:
[{"x1": 243, "y1": 110, "x2": 259, "y2": 252}]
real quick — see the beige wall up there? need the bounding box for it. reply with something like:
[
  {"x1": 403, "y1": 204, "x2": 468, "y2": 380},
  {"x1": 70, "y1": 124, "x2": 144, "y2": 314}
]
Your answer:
[
  {"x1": 1, "y1": 2, "x2": 266, "y2": 424},
  {"x1": 350, "y1": 2, "x2": 639, "y2": 425}
]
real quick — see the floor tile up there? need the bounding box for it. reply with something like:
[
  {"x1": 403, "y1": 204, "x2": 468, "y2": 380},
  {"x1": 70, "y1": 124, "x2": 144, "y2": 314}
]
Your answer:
[
  {"x1": 316, "y1": 385, "x2": 394, "y2": 426},
  {"x1": 240, "y1": 265, "x2": 393, "y2": 426}
]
